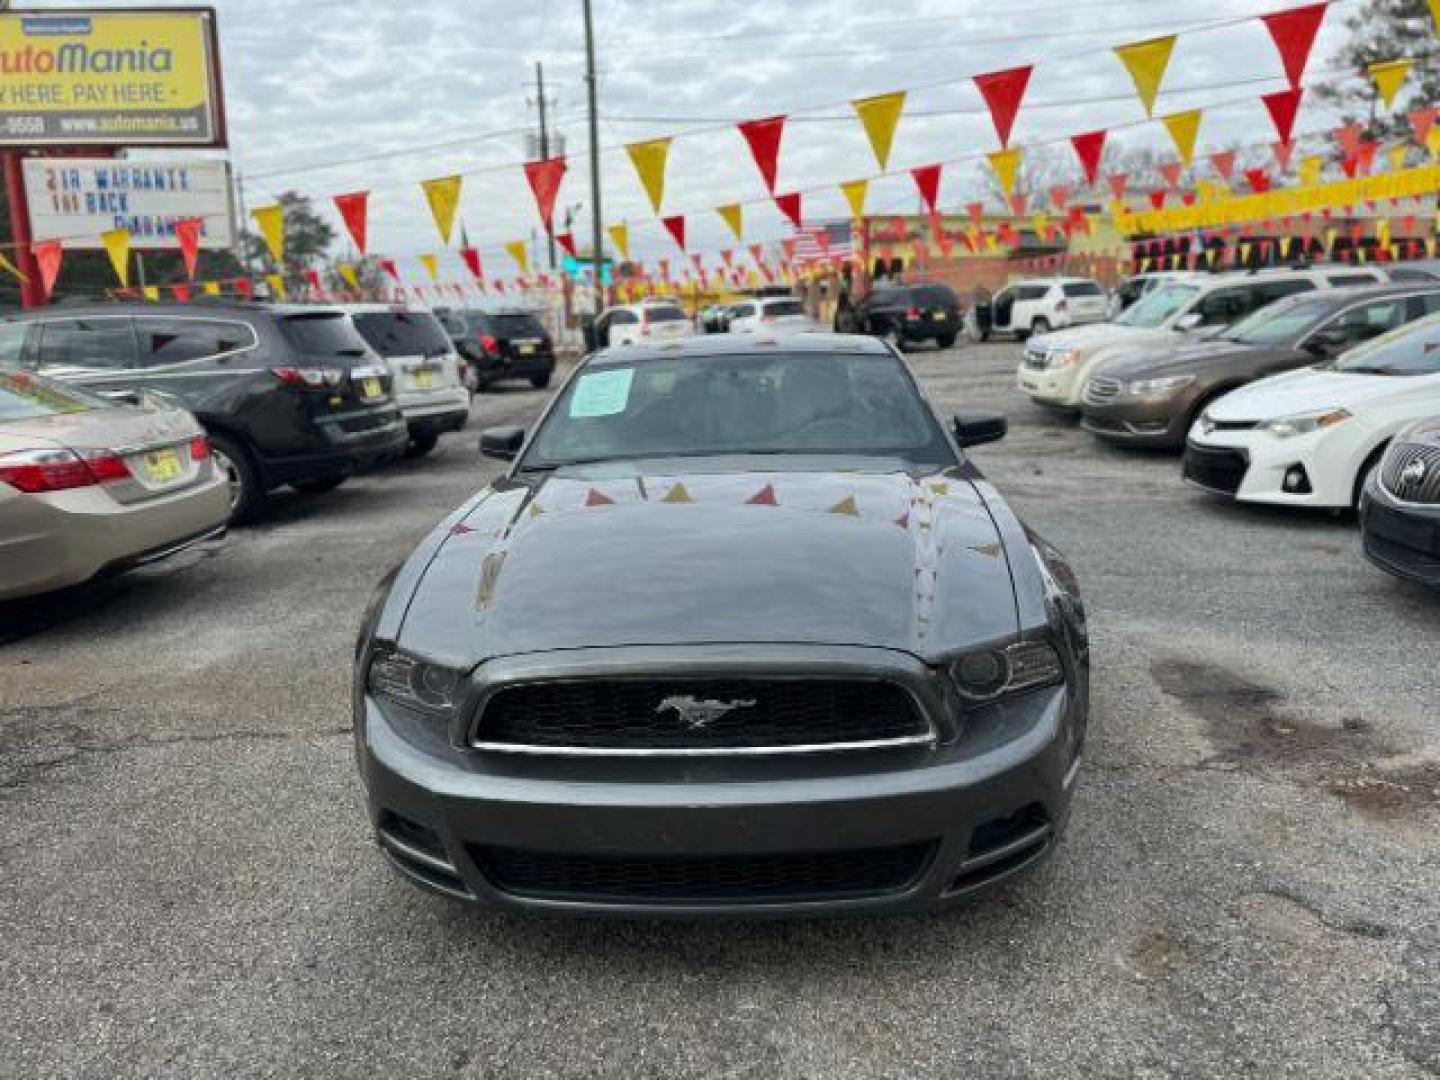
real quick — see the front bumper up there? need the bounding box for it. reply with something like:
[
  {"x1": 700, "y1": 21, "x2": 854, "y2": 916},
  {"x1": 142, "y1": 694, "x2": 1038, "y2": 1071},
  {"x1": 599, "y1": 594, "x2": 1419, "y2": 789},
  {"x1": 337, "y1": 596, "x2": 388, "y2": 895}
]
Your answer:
[
  {"x1": 1182, "y1": 425, "x2": 1359, "y2": 508},
  {"x1": 1016, "y1": 361, "x2": 1082, "y2": 408},
  {"x1": 356, "y1": 655, "x2": 1082, "y2": 918},
  {"x1": 1081, "y1": 395, "x2": 1189, "y2": 448},
  {"x1": 1360, "y1": 474, "x2": 1440, "y2": 587}
]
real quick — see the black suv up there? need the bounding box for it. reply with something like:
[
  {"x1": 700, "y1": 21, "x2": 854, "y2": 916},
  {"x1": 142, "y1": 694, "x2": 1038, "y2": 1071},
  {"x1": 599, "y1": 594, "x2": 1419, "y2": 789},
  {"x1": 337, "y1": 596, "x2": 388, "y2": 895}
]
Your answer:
[
  {"x1": 446, "y1": 308, "x2": 555, "y2": 391},
  {"x1": 1, "y1": 302, "x2": 408, "y2": 521},
  {"x1": 854, "y1": 283, "x2": 962, "y2": 350}
]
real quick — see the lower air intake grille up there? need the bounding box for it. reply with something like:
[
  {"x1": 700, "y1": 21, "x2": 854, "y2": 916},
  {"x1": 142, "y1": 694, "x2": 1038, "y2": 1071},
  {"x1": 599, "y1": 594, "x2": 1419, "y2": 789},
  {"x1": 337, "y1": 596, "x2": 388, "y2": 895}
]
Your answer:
[
  {"x1": 1183, "y1": 443, "x2": 1249, "y2": 495},
  {"x1": 472, "y1": 842, "x2": 936, "y2": 904}
]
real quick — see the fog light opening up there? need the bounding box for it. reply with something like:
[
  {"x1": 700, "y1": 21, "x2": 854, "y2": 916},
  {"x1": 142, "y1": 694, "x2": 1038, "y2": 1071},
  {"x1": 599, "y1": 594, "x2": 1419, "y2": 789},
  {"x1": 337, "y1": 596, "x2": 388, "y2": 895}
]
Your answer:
[{"x1": 1283, "y1": 465, "x2": 1312, "y2": 494}]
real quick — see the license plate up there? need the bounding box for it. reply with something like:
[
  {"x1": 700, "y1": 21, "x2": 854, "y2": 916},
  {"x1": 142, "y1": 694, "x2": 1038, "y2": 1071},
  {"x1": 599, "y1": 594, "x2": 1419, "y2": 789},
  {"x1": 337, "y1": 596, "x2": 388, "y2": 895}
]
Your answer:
[
  {"x1": 931, "y1": 311, "x2": 945, "y2": 321},
  {"x1": 412, "y1": 369, "x2": 434, "y2": 390},
  {"x1": 519, "y1": 344, "x2": 535, "y2": 356},
  {"x1": 140, "y1": 447, "x2": 183, "y2": 483},
  {"x1": 361, "y1": 377, "x2": 384, "y2": 399}
]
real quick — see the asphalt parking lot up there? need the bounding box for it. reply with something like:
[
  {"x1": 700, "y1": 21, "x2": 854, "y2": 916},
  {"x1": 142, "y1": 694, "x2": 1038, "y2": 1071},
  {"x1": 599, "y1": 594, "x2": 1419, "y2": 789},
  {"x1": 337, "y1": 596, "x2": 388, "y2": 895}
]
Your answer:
[{"x1": 2, "y1": 341, "x2": 1437, "y2": 1078}]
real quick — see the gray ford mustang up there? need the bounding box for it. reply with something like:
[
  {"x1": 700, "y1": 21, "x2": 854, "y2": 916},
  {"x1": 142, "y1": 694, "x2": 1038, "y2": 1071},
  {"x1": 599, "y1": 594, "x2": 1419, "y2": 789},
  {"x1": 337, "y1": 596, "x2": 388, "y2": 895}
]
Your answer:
[{"x1": 353, "y1": 334, "x2": 1089, "y2": 917}]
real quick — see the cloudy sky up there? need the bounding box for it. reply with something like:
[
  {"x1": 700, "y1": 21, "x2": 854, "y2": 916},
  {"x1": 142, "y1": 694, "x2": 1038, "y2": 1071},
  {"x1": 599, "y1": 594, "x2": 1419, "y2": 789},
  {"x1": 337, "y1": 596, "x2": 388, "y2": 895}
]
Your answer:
[{"x1": 27, "y1": 0, "x2": 1386, "y2": 274}]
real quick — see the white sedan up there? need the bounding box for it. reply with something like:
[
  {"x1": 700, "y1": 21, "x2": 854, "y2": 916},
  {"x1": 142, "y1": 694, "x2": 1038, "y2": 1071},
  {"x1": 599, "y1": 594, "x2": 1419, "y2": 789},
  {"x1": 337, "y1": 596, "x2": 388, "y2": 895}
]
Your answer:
[
  {"x1": 1182, "y1": 312, "x2": 1440, "y2": 508},
  {"x1": 728, "y1": 297, "x2": 822, "y2": 334}
]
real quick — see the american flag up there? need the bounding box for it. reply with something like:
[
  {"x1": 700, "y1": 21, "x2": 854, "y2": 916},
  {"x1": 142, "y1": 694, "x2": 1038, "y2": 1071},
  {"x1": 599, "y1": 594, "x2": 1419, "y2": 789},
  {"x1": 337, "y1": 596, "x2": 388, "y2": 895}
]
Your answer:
[{"x1": 789, "y1": 221, "x2": 856, "y2": 266}]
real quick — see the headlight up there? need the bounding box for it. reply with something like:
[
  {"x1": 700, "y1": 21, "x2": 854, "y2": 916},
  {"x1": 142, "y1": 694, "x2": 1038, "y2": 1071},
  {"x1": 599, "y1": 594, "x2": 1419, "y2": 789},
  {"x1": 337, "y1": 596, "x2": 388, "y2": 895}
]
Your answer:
[
  {"x1": 1124, "y1": 374, "x2": 1195, "y2": 397},
  {"x1": 950, "y1": 640, "x2": 1065, "y2": 701},
  {"x1": 1047, "y1": 348, "x2": 1081, "y2": 368},
  {"x1": 366, "y1": 647, "x2": 465, "y2": 716},
  {"x1": 1257, "y1": 408, "x2": 1352, "y2": 439}
]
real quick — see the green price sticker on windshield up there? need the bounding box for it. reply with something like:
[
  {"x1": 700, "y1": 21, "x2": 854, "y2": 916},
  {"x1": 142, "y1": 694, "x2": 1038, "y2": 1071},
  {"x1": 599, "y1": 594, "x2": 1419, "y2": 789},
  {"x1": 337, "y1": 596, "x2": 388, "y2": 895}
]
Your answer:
[{"x1": 569, "y1": 368, "x2": 635, "y2": 418}]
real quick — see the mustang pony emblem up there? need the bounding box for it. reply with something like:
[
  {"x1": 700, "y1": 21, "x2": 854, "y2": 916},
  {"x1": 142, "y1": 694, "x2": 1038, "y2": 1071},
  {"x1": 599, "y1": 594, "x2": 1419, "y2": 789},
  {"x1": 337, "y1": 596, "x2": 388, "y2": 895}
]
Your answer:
[{"x1": 655, "y1": 695, "x2": 757, "y2": 730}]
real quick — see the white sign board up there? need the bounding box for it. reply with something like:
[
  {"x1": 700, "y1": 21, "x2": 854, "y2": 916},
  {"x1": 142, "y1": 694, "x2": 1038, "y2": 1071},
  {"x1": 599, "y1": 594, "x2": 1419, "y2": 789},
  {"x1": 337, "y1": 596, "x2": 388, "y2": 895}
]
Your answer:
[{"x1": 22, "y1": 157, "x2": 235, "y2": 250}]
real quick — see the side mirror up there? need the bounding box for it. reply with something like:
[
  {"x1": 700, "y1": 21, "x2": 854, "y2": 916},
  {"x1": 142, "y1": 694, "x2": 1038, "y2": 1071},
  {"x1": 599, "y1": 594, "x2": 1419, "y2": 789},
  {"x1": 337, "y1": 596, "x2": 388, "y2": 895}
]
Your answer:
[
  {"x1": 1175, "y1": 312, "x2": 1203, "y2": 332},
  {"x1": 1303, "y1": 328, "x2": 1347, "y2": 357},
  {"x1": 479, "y1": 425, "x2": 526, "y2": 460},
  {"x1": 953, "y1": 411, "x2": 1008, "y2": 449}
]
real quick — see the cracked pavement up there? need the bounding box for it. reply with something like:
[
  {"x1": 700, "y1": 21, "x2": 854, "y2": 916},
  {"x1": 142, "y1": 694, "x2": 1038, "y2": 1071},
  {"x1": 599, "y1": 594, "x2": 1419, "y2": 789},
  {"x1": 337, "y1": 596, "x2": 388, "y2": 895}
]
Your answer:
[{"x1": 1, "y1": 345, "x2": 1437, "y2": 1078}]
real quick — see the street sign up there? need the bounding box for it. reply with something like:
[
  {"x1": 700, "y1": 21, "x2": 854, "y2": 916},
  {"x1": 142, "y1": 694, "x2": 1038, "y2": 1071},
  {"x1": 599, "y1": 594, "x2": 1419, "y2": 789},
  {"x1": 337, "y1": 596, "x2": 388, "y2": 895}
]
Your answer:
[
  {"x1": 22, "y1": 156, "x2": 235, "y2": 248},
  {"x1": 0, "y1": 9, "x2": 225, "y2": 147}
]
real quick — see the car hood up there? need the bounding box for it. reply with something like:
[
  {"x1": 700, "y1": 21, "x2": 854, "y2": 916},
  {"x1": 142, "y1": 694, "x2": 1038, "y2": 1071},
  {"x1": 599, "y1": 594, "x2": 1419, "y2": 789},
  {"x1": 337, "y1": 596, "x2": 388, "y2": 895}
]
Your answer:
[
  {"x1": 397, "y1": 470, "x2": 1020, "y2": 665},
  {"x1": 1032, "y1": 323, "x2": 1177, "y2": 353},
  {"x1": 1099, "y1": 338, "x2": 1270, "y2": 379},
  {"x1": 1206, "y1": 366, "x2": 1407, "y2": 420}
]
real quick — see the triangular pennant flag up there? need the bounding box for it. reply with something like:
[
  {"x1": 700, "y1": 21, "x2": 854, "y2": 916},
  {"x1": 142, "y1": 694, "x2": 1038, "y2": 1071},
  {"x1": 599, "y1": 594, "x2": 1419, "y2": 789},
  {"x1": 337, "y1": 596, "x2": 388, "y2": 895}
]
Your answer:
[
  {"x1": 421, "y1": 175, "x2": 463, "y2": 245},
  {"x1": 1149, "y1": 190, "x2": 1167, "y2": 210},
  {"x1": 1389, "y1": 145, "x2": 1409, "y2": 173},
  {"x1": 1273, "y1": 140, "x2": 1296, "y2": 172},
  {"x1": 523, "y1": 156, "x2": 568, "y2": 232},
  {"x1": 626, "y1": 138, "x2": 671, "y2": 212},
  {"x1": 555, "y1": 232, "x2": 577, "y2": 259},
  {"x1": 1162, "y1": 110, "x2": 1203, "y2": 167},
  {"x1": 1049, "y1": 185, "x2": 1071, "y2": 209},
  {"x1": 1107, "y1": 172, "x2": 1130, "y2": 201},
  {"x1": 851, "y1": 91, "x2": 906, "y2": 170},
  {"x1": 972, "y1": 65, "x2": 1033, "y2": 149},
  {"x1": 101, "y1": 228, "x2": 131, "y2": 286},
  {"x1": 1157, "y1": 163, "x2": 1184, "y2": 189},
  {"x1": 265, "y1": 273, "x2": 286, "y2": 300},
  {"x1": 333, "y1": 191, "x2": 369, "y2": 254},
  {"x1": 737, "y1": 115, "x2": 786, "y2": 194},
  {"x1": 419, "y1": 254, "x2": 439, "y2": 282},
  {"x1": 175, "y1": 218, "x2": 203, "y2": 280},
  {"x1": 1409, "y1": 107, "x2": 1437, "y2": 148},
  {"x1": 774, "y1": 192, "x2": 803, "y2": 230},
  {"x1": 202, "y1": 281, "x2": 221, "y2": 297},
  {"x1": 1114, "y1": 35, "x2": 1176, "y2": 117},
  {"x1": 661, "y1": 482, "x2": 694, "y2": 504},
  {"x1": 1299, "y1": 155, "x2": 1324, "y2": 185},
  {"x1": 828, "y1": 495, "x2": 860, "y2": 517},
  {"x1": 505, "y1": 240, "x2": 529, "y2": 273},
  {"x1": 1431, "y1": 0, "x2": 1440, "y2": 30},
  {"x1": 607, "y1": 223, "x2": 630, "y2": 260},
  {"x1": 1262, "y1": 3, "x2": 1328, "y2": 90},
  {"x1": 662, "y1": 215, "x2": 687, "y2": 251},
  {"x1": 747, "y1": 483, "x2": 778, "y2": 506},
  {"x1": 32, "y1": 241, "x2": 62, "y2": 297},
  {"x1": 378, "y1": 258, "x2": 400, "y2": 281},
  {"x1": 987, "y1": 149, "x2": 1022, "y2": 196},
  {"x1": 1262, "y1": 87, "x2": 1304, "y2": 146},
  {"x1": 716, "y1": 203, "x2": 743, "y2": 241},
  {"x1": 1209, "y1": 150, "x2": 1237, "y2": 182},
  {"x1": 338, "y1": 264, "x2": 360, "y2": 291},
  {"x1": 840, "y1": 179, "x2": 869, "y2": 220},
  {"x1": 252, "y1": 205, "x2": 285, "y2": 263},
  {"x1": 1245, "y1": 168, "x2": 1272, "y2": 193},
  {"x1": 1008, "y1": 193, "x2": 1028, "y2": 217},
  {"x1": 1368, "y1": 60, "x2": 1412, "y2": 110},
  {"x1": 142, "y1": 286, "x2": 159, "y2": 302},
  {"x1": 910, "y1": 164, "x2": 942, "y2": 214},
  {"x1": 585, "y1": 488, "x2": 614, "y2": 507},
  {"x1": 172, "y1": 284, "x2": 192, "y2": 302},
  {"x1": 1070, "y1": 130, "x2": 1107, "y2": 186}
]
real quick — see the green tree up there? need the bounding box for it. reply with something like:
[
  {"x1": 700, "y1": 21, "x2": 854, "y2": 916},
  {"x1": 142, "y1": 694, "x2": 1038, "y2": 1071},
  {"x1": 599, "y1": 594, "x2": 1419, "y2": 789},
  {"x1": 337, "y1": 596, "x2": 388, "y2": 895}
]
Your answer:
[
  {"x1": 243, "y1": 190, "x2": 336, "y2": 287},
  {"x1": 1313, "y1": 0, "x2": 1440, "y2": 144}
]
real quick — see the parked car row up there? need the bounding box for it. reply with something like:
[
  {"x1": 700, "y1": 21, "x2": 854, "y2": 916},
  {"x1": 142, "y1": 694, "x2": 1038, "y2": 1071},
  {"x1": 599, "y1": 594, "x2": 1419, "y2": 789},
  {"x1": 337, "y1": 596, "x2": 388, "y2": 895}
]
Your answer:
[{"x1": 0, "y1": 300, "x2": 490, "y2": 600}]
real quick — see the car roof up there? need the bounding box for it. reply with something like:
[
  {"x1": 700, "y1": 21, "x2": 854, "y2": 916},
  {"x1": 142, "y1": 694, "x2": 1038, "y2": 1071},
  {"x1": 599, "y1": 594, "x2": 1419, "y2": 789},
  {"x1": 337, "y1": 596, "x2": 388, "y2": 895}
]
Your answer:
[
  {"x1": 5, "y1": 301, "x2": 352, "y2": 322},
  {"x1": 588, "y1": 333, "x2": 891, "y2": 365},
  {"x1": 330, "y1": 302, "x2": 435, "y2": 315}
]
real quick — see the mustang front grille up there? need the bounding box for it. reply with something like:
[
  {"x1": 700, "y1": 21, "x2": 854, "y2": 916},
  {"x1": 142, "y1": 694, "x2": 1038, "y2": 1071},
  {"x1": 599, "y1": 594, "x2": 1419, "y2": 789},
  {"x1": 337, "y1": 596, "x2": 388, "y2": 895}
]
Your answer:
[
  {"x1": 470, "y1": 678, "x2": 933, "y2": 755},
  {"x1": 1381, "y1": 441, "x2": 1440, "y2": 505},
  {"x1": 471, "y1": 842, "x2": 937, "y2": 904}
]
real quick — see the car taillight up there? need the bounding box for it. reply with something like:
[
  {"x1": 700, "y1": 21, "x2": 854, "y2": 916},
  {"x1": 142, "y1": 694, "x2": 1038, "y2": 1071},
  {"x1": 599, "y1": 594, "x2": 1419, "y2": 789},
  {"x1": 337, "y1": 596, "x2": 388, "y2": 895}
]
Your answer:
[
  {"x1": 907, "y1": 307, "x2": 921, "y2": 320},
  {"x1": 480, "y1": 334, "x2": 500, "y2": 355},
  {"x1": 271, "y1": 366, "x2": 342, "y2": 389},
  {"x1": 0, "y1": 448, "x2": 130, "y2": 493},
  {"x1": 189, "y1": 435, "x2": 210, "y2": 461}
]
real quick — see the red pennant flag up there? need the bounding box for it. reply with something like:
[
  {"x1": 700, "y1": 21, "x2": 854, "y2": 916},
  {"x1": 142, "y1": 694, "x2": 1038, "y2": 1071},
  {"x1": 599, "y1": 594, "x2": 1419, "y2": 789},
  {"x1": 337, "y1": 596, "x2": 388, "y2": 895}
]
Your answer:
[
  {"x1": 378, "y1": 258, "x2": 400, "y2": 281},
  {"x1": 1409, "y1": 107, "x2": 1437, "y2": 148},
  {"x1": 657, "y1": 258, "x2": 672, "y2": 280},
  {"x1": 1149, "y1": 190, "x2": 1167, "y2": 210},
  {"x1": 781, "y1": 238, "x2": 798, "y2": 262},
  {"x1": 459, "y1": 247, "x2": 483, "y2": 280},
  {"x1": 1262, "y1": 87, "x2": 1303, "y2": 146},
  {"x1": 1335, "y1": 122, "x2": 1364, "y2": 157},
  {"x1": 748, "y1": 242, "x2": 765, "y2": 264},
  {"x1": 585, "y1": 488, "x2": 614, "y2": 507},
  {"x1": 747, "y1": 483, "x2": 778, "y2": 506},
  {"x1": 1355, "y1": 142, "x2": 1377, "y2": 175},
  {"x1": 172, "y1": 283, "x2": 192, "y2": 303},
  {"x1": 1181, "y1": 192, "x2": 1198, "y2": 207},
  {"x1": 1158, "y1": 162, "x2": 1184, "y2": 189},
  {"x1": 1107, "y1": 172, "x2": 1130, "y2": 200},
  {"x1": 720, "y1": 249, "x2": 734, "y2": 269},
  {"x1": 775, "y1": 191, "x2": 803, "y2": 229},
  {"x1": 31, "y1": 240, "x2": 63, "y2": 298},
  {"x1": 966, "y1": 201, "x2": 985, "y2": 228},
  {"x1": 910, "y1": 164, "x2": 942, "y2": 214},
  {"x1": 175, "y1": 217, "x2": 203, "y2": 280},
  {"x1": 973, "y1": 65, "x2": 1033, "y2": 148},
  {"x1": 1273, "y1": 140, "x2": 1296, "y2": 172},
  {"x1": 234, "y1": 277, "x2": 253, "y2": 300},
  {"x1": 523, "y1": 156, "x2": 568, "y2": 233},
  {"x1": 1007, "y1": 193, "x2": 1027, "y2": 217},
  {"x1": 1209, "y1": 150, "x2": 1237, "y2": 181},
  {"x1": 1262, "y1": 4, "x2": 1327, "y2": 89},
  {"x1": 1049, "y1": 185, "x2": 1072, "y2": 209},
  {"x1": 737, "y1": 115, "x2": 786, "y2": 194},
  {"x1": 333, "y1": 192, "x2": 369, "y2": 254},
  {"x1": 1244, "y1": 168, "x2": 1272, "y2": 193},
  {"x1": 1070, "y1": 130, "x2": 1107, "y2": 187},
  {"x1": 662, "y1": 214, "x2": 687, "y2": 251},
  {"x1": 305, "y1": 268, "x2": 324, "y2": 295},
  {"x1": 555, "y1": 232, "x2": 577, "y2": 259}
]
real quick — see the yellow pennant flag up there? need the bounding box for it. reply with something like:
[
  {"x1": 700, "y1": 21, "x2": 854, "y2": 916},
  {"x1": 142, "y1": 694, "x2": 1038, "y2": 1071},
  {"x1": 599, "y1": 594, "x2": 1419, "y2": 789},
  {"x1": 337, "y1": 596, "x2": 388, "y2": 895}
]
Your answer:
[
  {"x1": 338, "y1": 264, "x2": 360, "y2": 291},
  {"x1": 252, "y1": 205, "x2": 285, "y2": 264},
  {"x1": 625, "y1": 138, "x2": 672, "y2": 213},
  {"x1": 505, "y1": 240, "x2": 530, "y2": 274},
  {"x1": 142, "y1": 286, "x2": 159, "y2": 302},
  {"x1": 987, "y1": 148, "x2": 1022, "y2": 195},
  {"x1": 1115, "y1": 35, "x2": 1176, "y2": 118},
  {"x1": 1432, "y1": 0, "x2": 1440, "y2": 29},
  {"x1": 716, "y1": 203, "x2": 744, "y2": 241},
  {"x1": 1161, "y1": 110, "x2": 1203, "y2": 167},
  {"x1": 266, "y1": 273, "x2": 287, "y2": 300},
  {"x1": 1298, "y1": 156, "x2": 1324, "y2": 186},
  {"x1": 421, "y1": 175, "x2": 463, "y2": 245},
  {"x1": 202, "y1": 281, "x2": 221, "y2": 296},
  {"x1": 1430, "y1": 127, "x2": 1440, "y2": 160},
  {"x1": 0, "y1": 251, "x2": 27, "y2": 283},
  {"x1": 840, "y1": 179, "x2": 869, "y2": 220},
  {"x1": 1376, "y1": 219, "x2": 1392, "y2": 252},
  {"x1": 607, "y1": 223, "x2": 630, "y2": 260},
  {"x1": 1238, "y1": 242, "x2": 1252, "y2": 265},
  {"x1": 1324, "y1": 227, "x2": 1338, "y2": 253},
  {"x1": 1368, "y1": 60, "x2": 1412, "y2": 110},
  {"x1": 419, "y1": 254, "x2": 439, "y2": 282},
  {"x1": 101, "y1": 227, "x2": 131, "y2": 286},
  {"x1": 851, "y1": 91, "x2": 906, "y2": 170}
]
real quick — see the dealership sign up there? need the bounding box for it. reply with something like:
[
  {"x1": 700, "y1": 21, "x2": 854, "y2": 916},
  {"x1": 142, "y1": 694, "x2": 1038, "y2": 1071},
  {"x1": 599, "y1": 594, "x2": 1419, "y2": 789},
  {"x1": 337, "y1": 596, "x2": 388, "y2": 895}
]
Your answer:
[
  {"x1": 0, "y1": 10, "x2": 224, "y2": 146},
  {"x1": 22, "y1": 157, "x2": 235, "y2": 249}
]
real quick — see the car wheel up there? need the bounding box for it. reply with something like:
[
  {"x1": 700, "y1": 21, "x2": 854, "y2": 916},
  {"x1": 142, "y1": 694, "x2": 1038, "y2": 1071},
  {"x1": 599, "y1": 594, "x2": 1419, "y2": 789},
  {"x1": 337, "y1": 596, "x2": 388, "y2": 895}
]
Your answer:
[
  {"x1": 291, "y1": 474, "x2": 347, "y2": 496},
  {"x1": 937, "y1": 333, "x2": 957, "y2": 349},
  {"x1": 405, "y1": 433, "x2": 440, "y2": 459},
  {"x1": 208, "y1": 432, "x2": 267, "y2": 524},
  {"x1": 1032, "y1": 318, "x2": 1051, "y2": 336},
  {"x1": 530, "y1": 373, "x2": 552, "y2": 389}
]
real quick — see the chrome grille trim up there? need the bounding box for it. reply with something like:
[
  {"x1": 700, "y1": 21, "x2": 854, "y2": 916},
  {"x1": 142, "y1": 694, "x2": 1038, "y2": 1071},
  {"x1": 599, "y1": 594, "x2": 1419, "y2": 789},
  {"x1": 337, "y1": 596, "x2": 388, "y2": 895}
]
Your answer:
[{"x1": 1380, "y1": 441, "x2": 1440, "y2": 505}]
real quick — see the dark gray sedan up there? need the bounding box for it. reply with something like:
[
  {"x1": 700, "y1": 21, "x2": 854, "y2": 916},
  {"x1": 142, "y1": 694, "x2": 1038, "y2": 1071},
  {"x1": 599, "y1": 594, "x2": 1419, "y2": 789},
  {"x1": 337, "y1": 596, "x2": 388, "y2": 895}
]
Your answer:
[
  {"x1": 1081, "y1": 285, "x2": 1440, "y2": 449},
  {"x1": 353, "y1": 335, "x2": 1089, "y2": 917}
]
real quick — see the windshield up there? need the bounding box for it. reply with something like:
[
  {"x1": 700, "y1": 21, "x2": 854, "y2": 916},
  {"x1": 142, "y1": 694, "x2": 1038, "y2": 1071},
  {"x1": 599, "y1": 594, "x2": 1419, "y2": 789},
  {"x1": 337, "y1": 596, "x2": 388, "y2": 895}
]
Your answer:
[
  {"x1": 644, "y1": 306, "x2": 687, "y2": 324},
  {"x1": 351, "y1": 311, "x2": 452, "y2": 357},
  {"x1": 762, "y1": 300, "x2": 805, "y2": 318},
  {"x1": 1224, "y1": 297, "x2": 1332, "y2": 345},
  {"x1": 279, "y1": 312, "x2": 374, "y2": 357},
  {"x1": 522, "y1": 352, "x2": 954, "y2": 468},
  {"x1": 0, "y1": 370, "x2": 108, "y2": 421},
  {"x1": 1117, "y1": 284, "x2": 1200, "y2": 328},
  {"x1": 1330, "y1": 314, "x2": 1440, "y2": 377},
  {"x1": 486, "y1": 312, "x2": 546, "y2": 337}
]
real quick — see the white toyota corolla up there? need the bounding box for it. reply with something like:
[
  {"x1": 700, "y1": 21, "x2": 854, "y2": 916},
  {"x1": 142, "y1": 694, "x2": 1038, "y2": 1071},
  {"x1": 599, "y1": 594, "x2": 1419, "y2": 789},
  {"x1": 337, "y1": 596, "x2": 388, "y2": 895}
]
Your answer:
[{"x1": 1182, "y1": 312, "x2": 1440, "y2": 508}]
